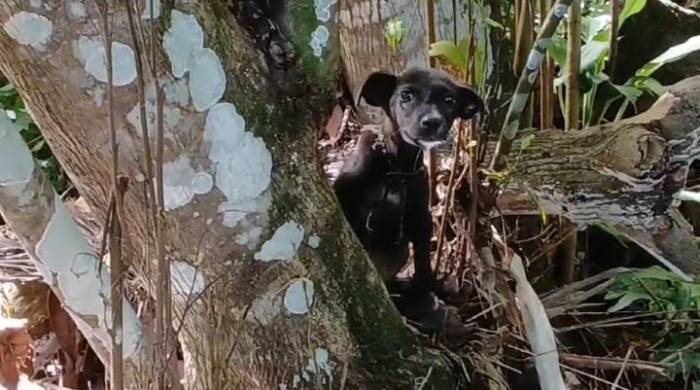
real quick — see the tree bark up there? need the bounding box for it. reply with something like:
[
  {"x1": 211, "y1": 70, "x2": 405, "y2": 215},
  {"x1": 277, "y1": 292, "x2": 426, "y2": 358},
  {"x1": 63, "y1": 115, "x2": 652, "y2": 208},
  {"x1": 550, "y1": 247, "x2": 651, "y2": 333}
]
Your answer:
[{"x1": 0, "y1": 1, "x2": 452, "y2": 388}]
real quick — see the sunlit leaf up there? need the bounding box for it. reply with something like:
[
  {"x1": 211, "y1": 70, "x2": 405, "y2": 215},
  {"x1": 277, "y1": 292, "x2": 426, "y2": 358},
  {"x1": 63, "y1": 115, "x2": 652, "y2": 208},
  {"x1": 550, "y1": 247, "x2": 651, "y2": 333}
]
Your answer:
[
  {"x1": 429, "y1": 39, "x2": 469, "y2": 71},
  {"x1": 384, "y1": 19, "x2": 406, "y2": 55},
  {"x1": 584, "y1": 14, "x2": 612, "y2": 42},
  {"x1": 636, "y1": 35, "x2": 700, "y2": 78},
  {"x1": 619, "y1": 0, "x2": 647, "y2": 27}
]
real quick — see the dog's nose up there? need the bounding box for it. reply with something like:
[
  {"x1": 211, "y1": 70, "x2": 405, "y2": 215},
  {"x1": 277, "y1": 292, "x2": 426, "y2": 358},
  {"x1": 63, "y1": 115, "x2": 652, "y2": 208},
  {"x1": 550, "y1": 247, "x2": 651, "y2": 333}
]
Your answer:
[{"x1": 421, "y1": 115, "x2": 443, "y2": 132}]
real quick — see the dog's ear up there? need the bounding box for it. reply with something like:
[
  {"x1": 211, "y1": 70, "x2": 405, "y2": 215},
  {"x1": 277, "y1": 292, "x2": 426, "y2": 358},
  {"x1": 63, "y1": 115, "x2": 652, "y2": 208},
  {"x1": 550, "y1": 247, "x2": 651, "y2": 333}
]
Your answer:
[
  {"x1": 458, "y1": 86, "x2": 485, "y2": 120},
  {"x1": 359, "y1": 72, "x2": 397, "y2": 109}
]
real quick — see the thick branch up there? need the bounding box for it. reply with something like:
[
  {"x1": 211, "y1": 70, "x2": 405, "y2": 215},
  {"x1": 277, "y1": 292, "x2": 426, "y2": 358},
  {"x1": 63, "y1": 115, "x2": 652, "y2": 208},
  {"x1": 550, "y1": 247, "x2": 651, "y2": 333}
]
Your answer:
[{"x1": 488, "y1": 76, "x2": 700, "y2": 276}]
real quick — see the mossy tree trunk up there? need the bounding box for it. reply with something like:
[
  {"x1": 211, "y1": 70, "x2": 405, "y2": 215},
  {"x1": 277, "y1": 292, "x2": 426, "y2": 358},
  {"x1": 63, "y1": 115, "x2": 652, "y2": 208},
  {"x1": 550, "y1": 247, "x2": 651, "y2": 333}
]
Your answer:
[{"x1": 0, "y1": 1, "x2": 452, "y2": 388}]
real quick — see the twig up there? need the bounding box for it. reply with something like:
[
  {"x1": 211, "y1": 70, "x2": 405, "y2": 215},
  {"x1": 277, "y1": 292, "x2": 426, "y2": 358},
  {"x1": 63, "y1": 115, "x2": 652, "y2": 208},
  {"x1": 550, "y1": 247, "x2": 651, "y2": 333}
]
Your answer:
[
  {"x1": 425, "y1": 0, "x2": 438, "y2": 206},
  {"x1": 434, "y1": 124, "x2": 463, "y2": 273},
  {"x1": 96, "y1": 2, "x2": 124, "y2": 388},
  {"x1": 560, "y1": 352, "x2": 668, "y2": 378},
  {"x1": 539, "y1": 0, "x2": 554, "y2": 129},
  {"x1": 612, "y1": 347, "x2": 633, "y2": 389}
]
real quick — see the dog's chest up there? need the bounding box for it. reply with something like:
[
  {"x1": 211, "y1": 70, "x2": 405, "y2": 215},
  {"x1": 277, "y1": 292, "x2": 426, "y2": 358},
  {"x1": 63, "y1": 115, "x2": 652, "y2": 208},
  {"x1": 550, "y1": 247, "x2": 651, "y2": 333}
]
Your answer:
[{"x1": 360, "y1": 169, "x2": 427, "y2": 242}]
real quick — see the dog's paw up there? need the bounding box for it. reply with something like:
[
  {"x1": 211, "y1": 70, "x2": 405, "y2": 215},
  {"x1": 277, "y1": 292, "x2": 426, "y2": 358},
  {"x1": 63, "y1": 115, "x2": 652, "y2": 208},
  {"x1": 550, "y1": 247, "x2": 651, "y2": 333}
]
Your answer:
[{"x1": 398, "y1": 292, "x2": 471, "y2": 338}]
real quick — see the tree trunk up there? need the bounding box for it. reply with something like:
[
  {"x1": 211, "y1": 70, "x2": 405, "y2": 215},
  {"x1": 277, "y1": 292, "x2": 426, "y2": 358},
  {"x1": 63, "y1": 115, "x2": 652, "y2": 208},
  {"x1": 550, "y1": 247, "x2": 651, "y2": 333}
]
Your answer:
[{"x1": 0, "y1": 1, "x2": 453, "y2": 388}]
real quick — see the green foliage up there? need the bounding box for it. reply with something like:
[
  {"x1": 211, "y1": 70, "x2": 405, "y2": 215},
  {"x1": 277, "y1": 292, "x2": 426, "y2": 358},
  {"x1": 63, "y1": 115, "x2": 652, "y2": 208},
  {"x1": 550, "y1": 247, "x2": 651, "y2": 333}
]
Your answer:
[
  {"x1": 429, "y1": 38, "x2": 470, "y2": 71},
  {"x1": 605, "y1": 266, "x2": 699, "y2": 313},
  {"x1": 552, "y1": 0, "x2": 700, "y2": 125},
  {"x1": 606, "y1": 266, "x2": 700, "y2": 384},
  {"x1": 427, "y1": 0, "x2": 494, "y2": 92},
  {"x1": 0, "y1": 83, "x2": 70, "y2": 193},
  {"x1": 384, "y1": 19, "x2": 406, "y2": 55}
]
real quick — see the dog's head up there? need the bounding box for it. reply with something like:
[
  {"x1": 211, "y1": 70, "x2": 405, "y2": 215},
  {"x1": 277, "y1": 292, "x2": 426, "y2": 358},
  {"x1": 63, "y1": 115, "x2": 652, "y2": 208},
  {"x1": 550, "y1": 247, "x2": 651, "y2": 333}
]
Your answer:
[{"x1": 359, "y1": 67, "x2": 484, "y2": 150}]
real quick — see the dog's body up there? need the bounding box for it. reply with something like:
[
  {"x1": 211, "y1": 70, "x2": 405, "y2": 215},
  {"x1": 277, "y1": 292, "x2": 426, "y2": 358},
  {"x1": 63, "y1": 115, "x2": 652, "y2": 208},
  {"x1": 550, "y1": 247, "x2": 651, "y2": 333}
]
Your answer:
[{"x1": 334, "y1": 67, "x2": 484, "y2": 301}]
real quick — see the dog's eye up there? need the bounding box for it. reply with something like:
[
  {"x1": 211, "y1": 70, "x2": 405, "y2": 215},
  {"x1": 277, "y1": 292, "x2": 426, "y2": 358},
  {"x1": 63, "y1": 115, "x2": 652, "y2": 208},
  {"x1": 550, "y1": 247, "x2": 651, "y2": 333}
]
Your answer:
[
  {"x1": 444, "y1": 96, "x2": 456, "y2": 106},
  {"x1": 400, "y1": 90, "x2": 414, "y2": 103}
]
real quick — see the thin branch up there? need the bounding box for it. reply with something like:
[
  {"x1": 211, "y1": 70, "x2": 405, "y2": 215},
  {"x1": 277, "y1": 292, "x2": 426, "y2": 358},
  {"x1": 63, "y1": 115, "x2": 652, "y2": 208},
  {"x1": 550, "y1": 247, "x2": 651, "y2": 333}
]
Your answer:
[{"x1": 96, "y1": 2, "x2": 124, "y2": 388}]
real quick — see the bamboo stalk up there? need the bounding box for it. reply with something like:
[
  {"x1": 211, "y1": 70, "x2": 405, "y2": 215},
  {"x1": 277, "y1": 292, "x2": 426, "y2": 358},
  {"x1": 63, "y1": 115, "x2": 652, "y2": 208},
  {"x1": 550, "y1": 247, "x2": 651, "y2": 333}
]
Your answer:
[
  {"x1": 539, "y1": 0, "x2": 554, "y2": 129},
  {"x1": 490, "y1": 0, "x2": 577, "y2": 171}
]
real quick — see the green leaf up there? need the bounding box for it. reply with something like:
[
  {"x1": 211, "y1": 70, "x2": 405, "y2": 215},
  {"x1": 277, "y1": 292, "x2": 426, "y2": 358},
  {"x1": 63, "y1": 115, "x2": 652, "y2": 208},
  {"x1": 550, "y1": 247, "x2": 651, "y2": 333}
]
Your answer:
[
  {"x1": 636, "y1": 35, "x2": 700, "y2": 79},
  {"x1": 519, "y1": 134, "x2": 535, "y2": 151},
  {"x1": 555, "y1": 41, "x2": 608, "y2": 87},
  {"x1": 581, "y1": 41, "x2": 609, "y2": 71},
  {"x1": 612, "y1": 84, "x2": 643, "y2": 105},
  {"x1": 548, "y1": 35, "x2": 568, "y2": 67},
  {"x1": 583, "y1": 14, "x2": 612, "y2": 43},
  {"x1": 619, "y1": 0, "x2": 647, "y2": 27},
  {"x1": 632, "y1": 266, "x2": 682, "y2": 282},
  {"x1": 608, "y1": 292, "x2": 652, "y2": 312},
  {"x1": 429, "y1": 39, "x2": 469, "y2": 71},
  {"x1": 588, "y1": 71, "x2": 610, "y2": 85},
  {"x1": 485, "y1": 17, "x2": 504, "y2": 30},
  {"x1": 384, "y1": 19, "x2": 406, "y2": 55},
  {"x1": 636, "y1": 77, "x2": 666, "y2": 96}
]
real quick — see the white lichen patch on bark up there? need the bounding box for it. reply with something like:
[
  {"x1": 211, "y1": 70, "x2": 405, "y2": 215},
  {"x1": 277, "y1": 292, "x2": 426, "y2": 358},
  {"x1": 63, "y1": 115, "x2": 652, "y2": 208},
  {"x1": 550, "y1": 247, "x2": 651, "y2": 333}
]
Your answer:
[
  {"x1": 219, "y1": 192, "x2": 272, "y2": 229},
  {"x1": 204, "y1": 103, "x2": 272, "y2": 226},
  {"x1": 163, "y1": 156, "x2": 197, "y2": 210},
  {"x1": 171, "y1": 261, "x2": 206, "y2": 297},
  {"x1": 299, "y1": 347, "x2": 333, "y2": 384},
  {"x1": 126, "y1": 100, "x2": 182, "y2": 139},
  {"x1": 191, "y1": 172, "x2": 214, "y2": 195},
  {"x1": 204, "y1": 103, "x2": 245, "y2": 162},
  {"x1": 314, "y1": 0, "x2": 338, "y2": 22},
  {"x1": 3, "y1": 11, "x2": 52, "y2": 49},
  {"x1": 215, "y1": 133, "x2": 272, "y2": 205},
  {"x1": 233, "y1": 224, "x2": 265, "y2": 249},
  {"x1": 307, "y1": 234, "x2": 321, "y2": 249},
  {"x1": 36, "y1": 198, "x2": 95, "y2": 274},
  {"x1": 81, "y1": 40, "x2": 137, "y2": 87},
  {"x1": 309, "y1": 26, "x2": 330, "y2": 57},
  {"x1": 188, "y1": 48, "x2": 226, "y2": 111},
  {"x1": 163, "y1": 78, "x2": 190, "y2": 107},
  {"x1": 0, "y1": 112, "x2": 34, "y2": 185},
  {"x1": 35, "y1": 198, "x2": 143, "y2": 357},
  {"x1": 163, "y1": 10, "x2": 204, "y2": 78},
  {"x1": 283, "y1": 278, "x2": 314, "y2": 315},
  {"x1": 66, "y1": 2, "x2": 87, "y2": 20},
  {"x1": 141, "y1": 0, "x2": 162, "y2": 19},
  {"x1": 87, "y1": 85, "x2": 105, "y2": 106},
  {"x1": 162, "y1": 10, "x2": 273, "y2": 231},
  {"x1": 254, "y1": 221, "x2": 305, "y2": 262}
]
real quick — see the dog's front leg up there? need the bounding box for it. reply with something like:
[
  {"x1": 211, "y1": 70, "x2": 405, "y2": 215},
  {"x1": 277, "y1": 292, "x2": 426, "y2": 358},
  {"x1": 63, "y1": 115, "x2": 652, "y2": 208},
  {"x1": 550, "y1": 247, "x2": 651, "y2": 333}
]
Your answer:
[{"x1": 411, "y1": 209, "x2": 434, "y2": 292}]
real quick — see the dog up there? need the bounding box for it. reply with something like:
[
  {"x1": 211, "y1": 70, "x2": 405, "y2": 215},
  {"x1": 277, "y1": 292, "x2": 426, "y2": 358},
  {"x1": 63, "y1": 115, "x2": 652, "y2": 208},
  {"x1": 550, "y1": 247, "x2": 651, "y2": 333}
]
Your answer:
[{"x1": 334, "y1": 67, "x2": 484, "y2": 324}]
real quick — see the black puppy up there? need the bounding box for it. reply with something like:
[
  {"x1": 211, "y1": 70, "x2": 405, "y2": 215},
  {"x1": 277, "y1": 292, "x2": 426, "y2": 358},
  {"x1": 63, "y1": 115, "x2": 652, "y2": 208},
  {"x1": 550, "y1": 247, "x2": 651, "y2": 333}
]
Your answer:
[{"x1": 334, "y1": 67, "x2": 484, "y2": 311}]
